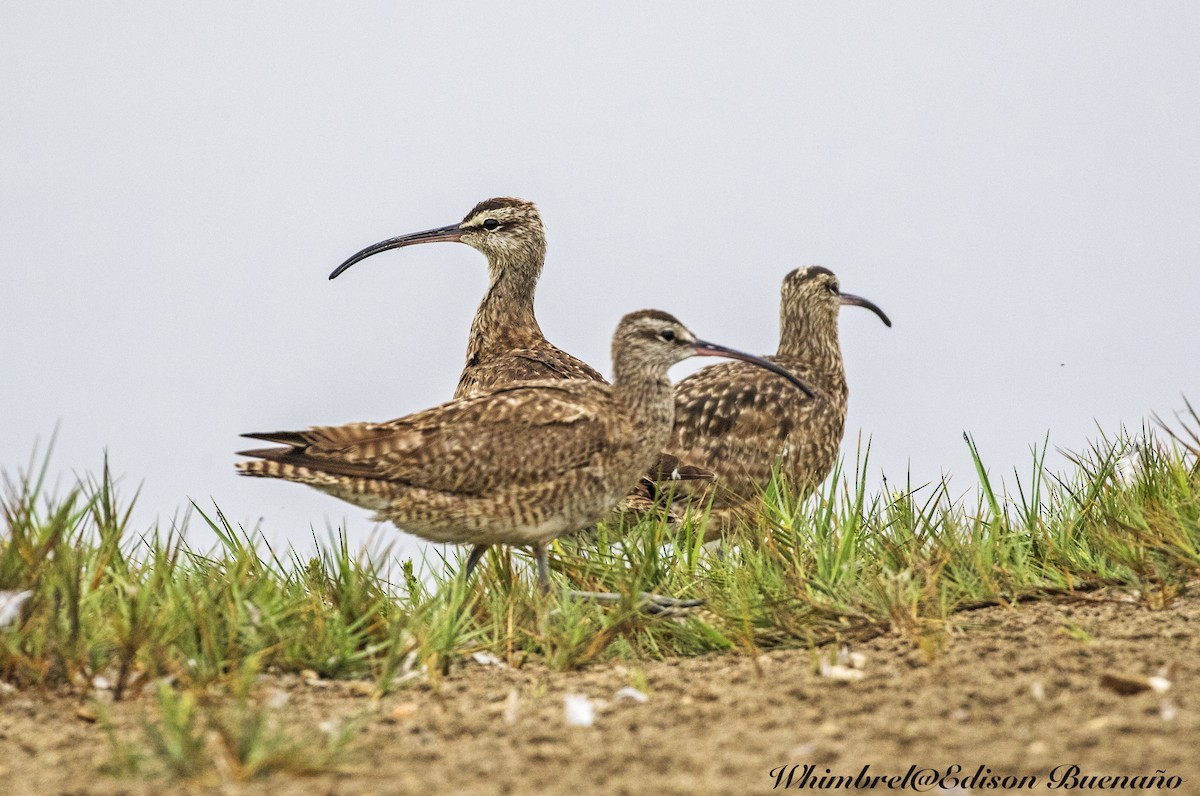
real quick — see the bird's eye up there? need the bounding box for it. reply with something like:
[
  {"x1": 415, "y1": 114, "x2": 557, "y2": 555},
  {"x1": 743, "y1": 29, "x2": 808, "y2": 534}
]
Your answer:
[
  {"x1": 827, "y1": 282, "x2": 839, "y2": 294},
  {"x1": 659, "y1": 329, "x2": 676, "y2": 342},
  {"x1": 482, "y1": 219, "x2": 500, "y2": 231}
]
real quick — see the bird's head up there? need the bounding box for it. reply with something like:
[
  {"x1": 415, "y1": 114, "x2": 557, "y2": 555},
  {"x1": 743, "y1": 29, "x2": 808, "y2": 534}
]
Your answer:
[
  {"x1": 329, "y1": 197, "x2": 546, "y2": 280},
  {"x1": 613, "y1": 310, "x2": 813, "y2": 396},
  {"x1": 781, "y1": 265, "x2": 891, "y2": 335}
]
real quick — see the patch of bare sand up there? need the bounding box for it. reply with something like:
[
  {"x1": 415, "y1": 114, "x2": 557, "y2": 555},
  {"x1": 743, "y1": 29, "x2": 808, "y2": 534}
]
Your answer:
[{"x1": 2, "y1": 587, "x2": 1197, "y2": 795}]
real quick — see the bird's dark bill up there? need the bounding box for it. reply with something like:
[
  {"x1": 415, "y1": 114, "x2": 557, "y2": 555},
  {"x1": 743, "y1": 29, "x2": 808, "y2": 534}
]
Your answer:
[
  {"x1": 691, "y1": 340, "x2": 815, "y2": 398},
  {"x1": 838, "y1": 293, "x2": 892, "y2": 327},
  {"x1": 330, "y1": 223, "x2": 464, "y2": 279}
]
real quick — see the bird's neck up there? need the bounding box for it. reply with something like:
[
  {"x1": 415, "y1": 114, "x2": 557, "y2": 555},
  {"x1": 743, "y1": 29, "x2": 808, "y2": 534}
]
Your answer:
[
  {"x1": 466, "y1": 260, "x2": 546, "y2": 361},
  {"x1": 776, "y1": 314, "x2": 846, "y2": 388},
  {"x1": 611, "y1": 361, "x2": 675, "y2": 443}
]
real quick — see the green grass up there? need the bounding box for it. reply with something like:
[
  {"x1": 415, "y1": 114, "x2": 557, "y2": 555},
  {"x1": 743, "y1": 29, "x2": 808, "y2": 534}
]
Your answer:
[{"x1": 1, "y1": 414, "x2": 1198, "y2": 780}]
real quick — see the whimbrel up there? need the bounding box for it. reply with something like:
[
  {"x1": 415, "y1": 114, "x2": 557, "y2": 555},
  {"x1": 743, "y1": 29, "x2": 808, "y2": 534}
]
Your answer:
[
  {"x1": 667, "y1": 266, "x2": 891, "y2": 538},
  {"x1": 329, "y1": 196, "x2": 716, "y2": 517},
  {"x1": 330, "y1": 197, "x2": 604, "y2": 399},
  {"x1": 237, "y1": 310, "x2": 812, "y2": 587}
]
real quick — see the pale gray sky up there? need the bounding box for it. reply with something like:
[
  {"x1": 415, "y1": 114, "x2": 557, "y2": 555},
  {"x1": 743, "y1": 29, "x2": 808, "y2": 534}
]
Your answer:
[{"x1": 2, "y1": 4, "x2": 1197, "y2": 556}]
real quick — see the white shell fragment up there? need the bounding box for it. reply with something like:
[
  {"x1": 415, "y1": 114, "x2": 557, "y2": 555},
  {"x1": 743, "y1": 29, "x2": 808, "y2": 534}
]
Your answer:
[
  {"x1": 0, "y1": 590, "x2": 32, "y2": 629},
  {"x1": 614, "y1": 686, "x2": 649, "y2": 703},
  {"x1": 471, "y1": 652, "x2": 505, "y2": 667},
  {"x1": 564, "y1": 694, "x2": 595, "y2": 727},
  {"x1": 822, "y1": 646, "x2": 866, "y2": 681},
  {"x1": 1147, "y1": 676, "x2": 1172, "y2": 695},
  {"x1": 819, "y1": 662, "x2": 865, "y2": 681}
]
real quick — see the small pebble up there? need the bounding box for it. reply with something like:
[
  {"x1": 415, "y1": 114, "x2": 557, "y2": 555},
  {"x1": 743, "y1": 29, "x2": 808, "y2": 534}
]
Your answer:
[
  {"x1": 345, "y1": 681, "x2": 375, "y2": 697},
  {"x1": 265, "y1": 688, "x2": 290, "y2": 709},
  {"x1": 1099, "y1": 672, "x2": 1154, "y2": 695},
  {"x1": 816, "y1": 721, "x2": 840, "y2": 737}
]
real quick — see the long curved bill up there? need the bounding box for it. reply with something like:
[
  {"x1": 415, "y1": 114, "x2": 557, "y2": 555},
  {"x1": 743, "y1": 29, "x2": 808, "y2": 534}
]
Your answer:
[
  {"x1": 329, "y1": 223, "x2": 464, "y2": 280},
  {"x1": 692, "y1": 340, "x2": 815, "y2": 398},
  {"x1": 839, "y1": 293, "x2": 892, "y2": 327}
]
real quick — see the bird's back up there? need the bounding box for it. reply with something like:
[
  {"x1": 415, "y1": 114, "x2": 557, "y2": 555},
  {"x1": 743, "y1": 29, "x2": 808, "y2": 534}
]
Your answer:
[
  {"x1": 454, "y1": 340, "x2": 608, "y2": 399},
  {"x1": 668, "y1": 355, "x2": 847, "y2": 512}
]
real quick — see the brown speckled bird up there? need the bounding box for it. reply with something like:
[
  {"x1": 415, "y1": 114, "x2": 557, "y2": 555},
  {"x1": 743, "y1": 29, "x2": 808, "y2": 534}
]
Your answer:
[
  {"x1": 329, "y1": 196, "x2": 716, "y2": 520},
  {"x1": 236, "y1": 310, "x2": 811, "y2": 586},
  {"x1": 330, "y1": 197, "x2": 603, "y2": 399},
  {"x1": 668, "y1": 266, "x2": 891, "y2": 538}
]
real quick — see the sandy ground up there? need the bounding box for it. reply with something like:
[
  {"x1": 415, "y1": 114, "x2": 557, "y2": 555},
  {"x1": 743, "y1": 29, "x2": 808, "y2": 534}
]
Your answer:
[{"x1": 1, "y1": 587, "x2": 1197, "y2": 795}]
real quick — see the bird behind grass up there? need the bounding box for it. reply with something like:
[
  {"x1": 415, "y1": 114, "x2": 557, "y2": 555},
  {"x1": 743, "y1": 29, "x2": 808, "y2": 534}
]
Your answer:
[
  {"x1": 667, "y1": 266, "x2": 892, "y2": 539},
  {"x1": 237, "y1": 310, "x2": 811, "y2": 587}
]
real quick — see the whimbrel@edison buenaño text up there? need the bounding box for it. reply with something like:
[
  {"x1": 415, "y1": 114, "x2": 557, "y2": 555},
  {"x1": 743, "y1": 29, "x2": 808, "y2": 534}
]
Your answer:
[
  {"x1": 667, "y1": 266, "x2": 891, "y2": 539},
  {"x1": 236, "y1": 310, "x2": 813, "y2": 591}
]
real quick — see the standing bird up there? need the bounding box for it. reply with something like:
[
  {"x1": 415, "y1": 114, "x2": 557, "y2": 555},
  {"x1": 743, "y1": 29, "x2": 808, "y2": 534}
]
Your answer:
[
  {"x1": 329, "y1": 196, "x2": 715, "y2": 517},
  {"x1": 667, "y1": 266, "x2": 891, "y2": 538},
  {"x1": 330, "y1": 197, "x2": 603, "y2": 399},
  {"x1": 237, "y1": 310, "x2": 812, "y2": 587}
]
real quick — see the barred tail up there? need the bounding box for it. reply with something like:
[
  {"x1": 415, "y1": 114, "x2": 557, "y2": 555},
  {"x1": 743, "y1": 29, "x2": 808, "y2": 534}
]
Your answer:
[{"x1": 235, "y1": 458, "x2": 338, "y2": 486}]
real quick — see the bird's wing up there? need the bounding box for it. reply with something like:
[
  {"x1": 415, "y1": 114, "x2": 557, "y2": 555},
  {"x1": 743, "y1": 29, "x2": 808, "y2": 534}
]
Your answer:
[
  {"x1": 241, "y1": 384, "x2": 618, "y2": 496},
  {"x1": 661, "y1": 362, "x2": 802, "y2": 505},
  {"x1": 671, "y1": 361, "x2": 802, "y2": 443},
  {"x1": 644, "y1": 451, "x2": 715, "y2": 482}
]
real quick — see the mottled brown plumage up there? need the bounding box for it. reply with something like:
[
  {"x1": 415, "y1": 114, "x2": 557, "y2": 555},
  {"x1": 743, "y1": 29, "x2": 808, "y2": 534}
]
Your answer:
[
  {"x1": 330, "y1": 197, "x2": 603, "y2": 399},
  {"x1": 329, "y1": 197, "x2": 716, "y2": 517},
  {"x1": 668, "y1": 266, "x2": 891, "y2": 538},
  {"x1": 237, "y1": 310, "x2": 810, "y2": 584}
]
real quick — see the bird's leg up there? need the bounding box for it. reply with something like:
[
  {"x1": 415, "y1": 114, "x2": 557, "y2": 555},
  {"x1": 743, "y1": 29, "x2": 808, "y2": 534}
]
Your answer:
[
  {"x1": 533, "y1": 543, "x2": 552, "y2": 593},
  {"x1": 462, "y1": 544, "x2": 489, "y2": 584}
]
